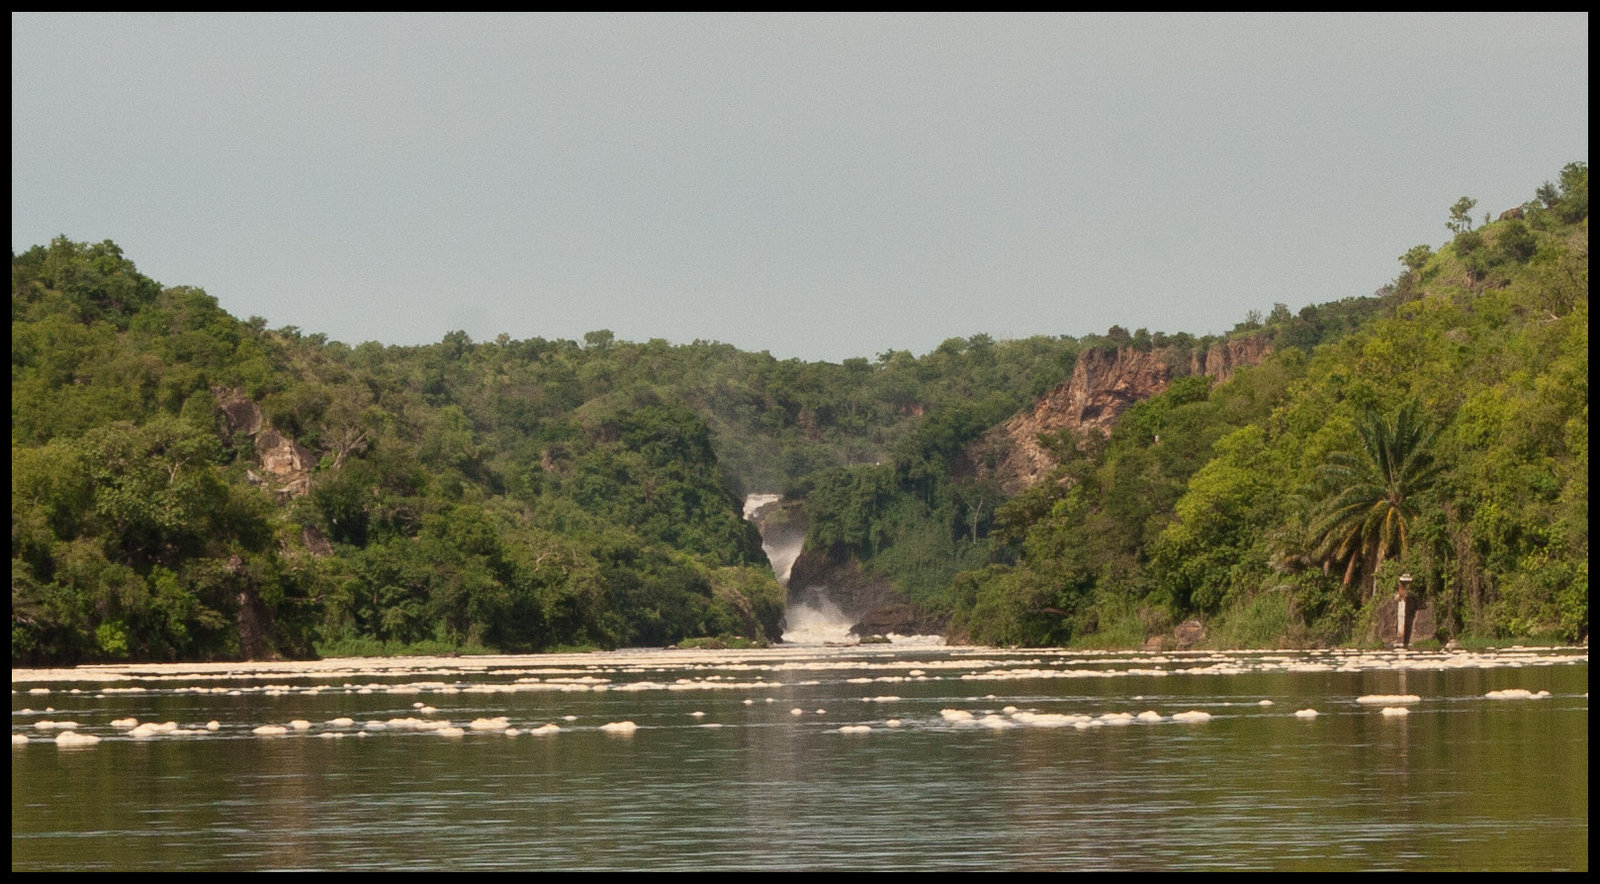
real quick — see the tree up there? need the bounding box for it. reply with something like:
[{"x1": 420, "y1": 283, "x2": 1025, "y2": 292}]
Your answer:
[
  {"x1": 1308, "y1": 400, "x2": 1445, "y2": 602},
  {"x1": 1447, "y1": 197, "x2": 1478, "y2": 234},
  {"x1": 1556, "y1": 161, "x2": 1588, "y2": 222},
  {"x1": 1494, "y1": 219, "x2": 1537, "y2": 264},
  {"x1": 1400, "y1": 244, "x2": 1433, "y2": 274}
]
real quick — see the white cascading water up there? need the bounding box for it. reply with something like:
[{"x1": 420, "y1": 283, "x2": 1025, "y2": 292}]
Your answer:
[
  {"x1": 741, "y1": 494, "x2": 798, "y2": 583},
  {"x1": 743, "y1": 493, "x2": 855, "y2": 644},
  {"x1": 777, "y1": 596, "x2": 857, "y2": 645}
]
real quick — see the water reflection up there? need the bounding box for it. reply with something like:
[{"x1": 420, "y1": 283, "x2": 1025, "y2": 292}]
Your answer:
[{"x1": 13, "y1": 645, "x2": 1587, "y2": 871}]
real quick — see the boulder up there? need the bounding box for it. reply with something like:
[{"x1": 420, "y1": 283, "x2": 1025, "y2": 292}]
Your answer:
[
  {"x1": 1173, "y1": 619, "x2": 1207, "y2": 650},
  {"x1": 850, "y1": 602, "x2": 949, "y2": 639},
  {"x1": 255, "y1": 429, "x2": 316, "y2": 498}
]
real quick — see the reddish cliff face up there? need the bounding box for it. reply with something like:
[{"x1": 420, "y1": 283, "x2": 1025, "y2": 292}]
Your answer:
[
  {"x1": 1181, "y1": 334, "x2": 1273, "y2": 388},
  {"x1": 976, "y1": 336, "x2": 1271, "y2": 494}
]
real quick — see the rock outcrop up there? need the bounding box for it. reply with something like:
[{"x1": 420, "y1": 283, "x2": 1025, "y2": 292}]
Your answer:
[
  {"x1": 205, "y1": 389, "x2": 323, "y2": 661},
  {"x1": 785, "y1": 546, "x2": 901, "y2": 625},
  {"x1": 782, "y1": 544, "x2": 947, "y2": 638},
  {"x1": 849, "y1": 602, "x2": 950, "y2": 639},
  {"x1": 745, "y1": 497, "x2": 807, "y2": 587},
  {"x1": 1139, "y1": 618, "x2": 1211, "y2": 651},
  {"x1": 215, "y1": 389, "x2": 264, "y2": 437},
  {"x1": 254, "y1": 430, "x2": 317, "y2": 499},
  {"x1": 213, "y1": 387, "x2": 316, "y2": 500},
  {"x1": 975, "y1": 336, "x2": 1272, "y2": 494}
]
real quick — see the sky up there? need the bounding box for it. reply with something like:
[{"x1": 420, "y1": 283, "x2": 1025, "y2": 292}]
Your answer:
[{"x1": 11, "y1": 12, "x2": 1590, "y2": 364}]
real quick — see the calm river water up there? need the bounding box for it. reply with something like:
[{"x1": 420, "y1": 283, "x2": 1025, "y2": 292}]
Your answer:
[{"x1": 11, "y1": 642, "x2": 1588, "y2": 872}]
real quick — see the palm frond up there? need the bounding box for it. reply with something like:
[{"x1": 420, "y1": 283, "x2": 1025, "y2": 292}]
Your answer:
[{"x1": 1306, "y1": 399, "x2": 1443, "y2": 598}]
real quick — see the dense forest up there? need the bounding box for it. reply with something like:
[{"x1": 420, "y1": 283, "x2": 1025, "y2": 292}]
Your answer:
[{"x1": 11, "y1": 163, "x2": 1587, "y2": 665}]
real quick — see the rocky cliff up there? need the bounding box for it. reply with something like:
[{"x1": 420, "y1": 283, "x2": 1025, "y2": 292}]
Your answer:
[
  {"x1": 745, "y1": 496, "x2": 807, "y2": 587},
  {"x1": 975, "y1": 336, "x2": 1272, "y2": 494},
  {"x1": 785, "y1": 545, "x2": 950, "y2": 639},
  {"x1": 214, "y1": 387, "x2": 317, "y2": 501}
]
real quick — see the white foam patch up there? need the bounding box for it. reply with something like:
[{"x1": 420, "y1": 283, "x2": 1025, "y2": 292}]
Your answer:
[
  {"x1": 403, "y1": 718, "x2": 457, "y2": 731},
  {"x1": 1010, "y1": 711, "x2": 1091, "y2": 728},
  {"x1": 129, "y1": 721, "x2": 178, "y2": 737},
  {"x1": 7, "y1": 646, "x2": 1584, "y2": 749},
  {"x1": 1485, "y1": 689, "x2": 1551, "y2": 700},
  {"x1": 886, "y1": 634, "x2": 947, "y2": 647},
  {"x1": 18, "y1": 645, "x2": 1565, "y2": 689}
]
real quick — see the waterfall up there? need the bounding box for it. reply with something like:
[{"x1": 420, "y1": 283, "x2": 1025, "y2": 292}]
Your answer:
[
  {"x1": 742, "y1": 493, "x2": 855, "y2": 645},
  {"x1": 742, "y1": 493, "x2": 799, "y2": 585}
]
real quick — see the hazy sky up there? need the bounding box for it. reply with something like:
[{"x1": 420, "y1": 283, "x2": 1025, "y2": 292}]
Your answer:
[{"x1": 12, "y1": 12, "x2": 1589, "y2": 363}]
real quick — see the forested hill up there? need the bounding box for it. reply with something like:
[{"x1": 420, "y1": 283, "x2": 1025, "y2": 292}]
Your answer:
[
  {"x1": 11, "y1": 238, "x2": 1085, "y2": 664},
  {"x1": 12, "y1": 163, "x2": 1588, "y2": 665},
  {"x1": 935, "y1": 164, "x2": 1587, "y2": 649}
]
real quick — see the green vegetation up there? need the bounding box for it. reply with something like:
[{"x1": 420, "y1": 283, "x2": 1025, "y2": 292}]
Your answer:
[
  {"x1": 1306, "y1": 398, "x2": 1444, "y2": 600},
  {"x1": 9, "y1": 235, "x2": 1076, "y2": 664},
  {"x1": 11, "y1": 163, "x2": 1587, "y2": 663},
  {"x1": 941, "y1": 164, "x2": 1588, "y2": 649}
]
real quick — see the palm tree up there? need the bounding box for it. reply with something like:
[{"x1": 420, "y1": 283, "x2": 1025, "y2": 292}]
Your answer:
[{"x1": 1308, "y1": 399, "x2": 1444, "y2": 602}]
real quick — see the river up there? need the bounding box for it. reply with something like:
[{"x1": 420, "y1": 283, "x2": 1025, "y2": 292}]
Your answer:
[{"x1": 11, "y1": 643, "x2": 1588, "y2": 871}]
